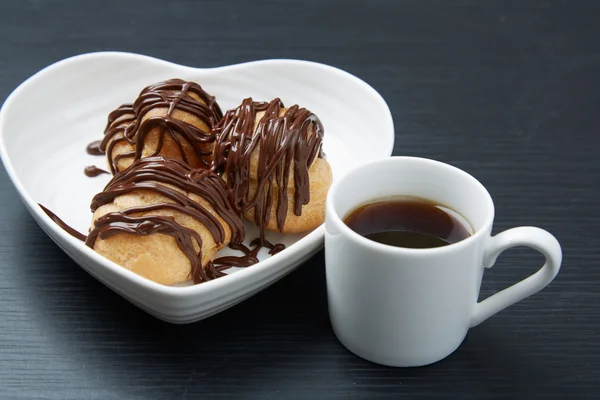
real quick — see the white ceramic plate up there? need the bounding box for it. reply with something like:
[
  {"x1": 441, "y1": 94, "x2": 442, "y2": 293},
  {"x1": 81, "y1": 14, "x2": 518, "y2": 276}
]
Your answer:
[{"x1": 0, "y1": 52, "x2": 394, "y2": 323}]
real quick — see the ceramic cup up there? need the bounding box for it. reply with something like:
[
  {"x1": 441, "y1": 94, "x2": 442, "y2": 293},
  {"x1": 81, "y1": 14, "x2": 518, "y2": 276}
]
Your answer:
[{"x1": 325, "y1": 156, "x2": 562, "y2": 367}]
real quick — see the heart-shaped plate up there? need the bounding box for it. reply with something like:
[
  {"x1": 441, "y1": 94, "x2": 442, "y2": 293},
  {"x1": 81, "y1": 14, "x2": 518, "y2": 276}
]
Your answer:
[{"x1": 0, "y1": 52, "x2": 394, "y2": 323}]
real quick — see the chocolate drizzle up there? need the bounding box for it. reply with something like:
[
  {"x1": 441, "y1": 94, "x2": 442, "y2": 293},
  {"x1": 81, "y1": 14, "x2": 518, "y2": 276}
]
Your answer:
[
  {"x1": 39, "y1": 204, "x2": 87, "y2": 241},
  {"x1": 213, "y1": 242, "x2": 260, "y2": 269},
  {"x1": 86, "y1": 157, "x2": 244, "y2": 284},
  {"x1": 211, "y1": 98, "x2": 324, "y2": 248},
  {"x1": 95, "y1": 79, "x2": 223, "y2": 174},
  {"x1": 84, "y1": 165, "x2": 109, "y2": 177},
  {"x1": 86, "y1": 140, "x2": 103, "y2": 155}
]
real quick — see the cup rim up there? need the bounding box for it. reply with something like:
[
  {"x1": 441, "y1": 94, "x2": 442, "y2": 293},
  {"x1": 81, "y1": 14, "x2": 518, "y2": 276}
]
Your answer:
[{"x1": 326, "y1": 156, "x2": 495, "y2": 255}]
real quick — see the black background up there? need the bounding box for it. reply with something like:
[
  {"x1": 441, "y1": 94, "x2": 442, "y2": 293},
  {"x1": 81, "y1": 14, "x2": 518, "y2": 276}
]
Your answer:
[{"x1": 0, "y1": 1, "x2": 598, "y2": 398}]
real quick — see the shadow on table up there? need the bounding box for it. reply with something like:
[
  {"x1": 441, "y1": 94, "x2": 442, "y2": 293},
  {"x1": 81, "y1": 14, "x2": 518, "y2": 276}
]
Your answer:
[{"x1": 12, "y1": 207, "x2": 567, "y2": 398}]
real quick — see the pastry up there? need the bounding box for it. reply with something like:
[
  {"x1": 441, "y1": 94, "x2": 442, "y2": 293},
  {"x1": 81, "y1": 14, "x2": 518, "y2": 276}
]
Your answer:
[
  {"x1": 98, "y1": 79, "x2": 222, "y2": 174},
  {"x1": 86, "y1": 156, "x2": 244, "y2": 285},
  {"x1": 211, "y1": 98, "x2": 332, "y2": 248}
]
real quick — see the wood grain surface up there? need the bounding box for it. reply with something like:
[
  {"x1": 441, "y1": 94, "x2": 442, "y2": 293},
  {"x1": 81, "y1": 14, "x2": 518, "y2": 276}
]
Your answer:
[{"x1": 0, "y1": 1, "x2": 598, "y2": 398}]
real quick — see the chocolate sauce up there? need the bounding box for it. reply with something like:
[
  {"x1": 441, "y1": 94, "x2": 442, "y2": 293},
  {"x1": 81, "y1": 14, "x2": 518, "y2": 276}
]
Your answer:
[
  {"x1": 86, "y1": 140, "x2": 103, "y2": 156},
  {"x1": 211, "y1": 98, "x2": 324, "y2": 248},
  {"x1": 39, "y1": 204, "x2": 87, "y2": 241},
  {"x1": 84, "y1": 165, "x2": 109, "y2": 177},
  {"x1": 94, "y1": 79, "x2": 223, "y2": 174},
  {"x1": 87, "y1": 156, "x2": 245, "y2": 284}
]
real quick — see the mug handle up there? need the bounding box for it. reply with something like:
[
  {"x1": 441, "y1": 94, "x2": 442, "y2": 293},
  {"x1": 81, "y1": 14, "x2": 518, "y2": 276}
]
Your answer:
[{"x1": 470, "y1": 226, "x2": 562, "y2": 327}]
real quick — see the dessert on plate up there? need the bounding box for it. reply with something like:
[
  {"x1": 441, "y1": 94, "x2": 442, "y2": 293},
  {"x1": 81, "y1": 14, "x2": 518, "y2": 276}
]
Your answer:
[{"x1": 46, "y1": 80, "x2": 333, "y2": 286}]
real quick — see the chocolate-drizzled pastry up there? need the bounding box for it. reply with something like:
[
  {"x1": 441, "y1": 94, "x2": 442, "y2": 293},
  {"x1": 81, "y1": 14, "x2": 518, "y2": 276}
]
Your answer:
[
  {"x1": 87, "y1": 156, "x2": 244, "y2": 286},
  {"x1": 98, "y1": 79, "x2": 223, "y2": 174},
  {"x1": 212, "y1": 98, "x2": 332, "y2": 247}
]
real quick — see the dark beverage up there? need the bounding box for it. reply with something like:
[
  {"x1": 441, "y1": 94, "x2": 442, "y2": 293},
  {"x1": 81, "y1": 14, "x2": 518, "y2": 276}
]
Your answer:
[{"x1": 343, "y1": 196, "x2": 472, "y2": 249}]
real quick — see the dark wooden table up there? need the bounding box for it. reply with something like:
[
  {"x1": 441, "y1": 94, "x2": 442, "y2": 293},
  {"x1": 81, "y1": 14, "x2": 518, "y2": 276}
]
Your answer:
[{"x1": 1, "y1": 1, "x2": 598, "y2": 398}]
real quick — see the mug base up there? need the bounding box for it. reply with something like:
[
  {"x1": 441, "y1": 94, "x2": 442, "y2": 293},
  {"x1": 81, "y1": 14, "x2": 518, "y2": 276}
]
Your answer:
[{"x1": 330, "y1": 323, "x2": 466, "y2": 367}]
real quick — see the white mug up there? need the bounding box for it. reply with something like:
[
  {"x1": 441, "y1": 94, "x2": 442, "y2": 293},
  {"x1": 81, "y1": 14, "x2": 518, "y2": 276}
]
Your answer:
[{"x1": 325, "y1": 156, "x2": 562, "y2": 367}]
